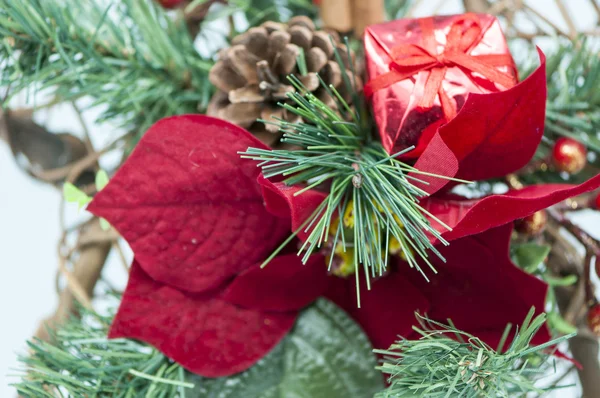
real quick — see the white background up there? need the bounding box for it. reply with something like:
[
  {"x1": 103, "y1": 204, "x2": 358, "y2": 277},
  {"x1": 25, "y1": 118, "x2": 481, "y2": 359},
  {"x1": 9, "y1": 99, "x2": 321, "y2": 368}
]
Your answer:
[{"x1": 1, "y1": 0, "x2": 599, "y2": 396}]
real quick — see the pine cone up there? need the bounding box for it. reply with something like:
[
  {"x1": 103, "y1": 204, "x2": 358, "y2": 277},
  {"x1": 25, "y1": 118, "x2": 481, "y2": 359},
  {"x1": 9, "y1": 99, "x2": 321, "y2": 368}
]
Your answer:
[{"x1": 208, "y1": 16, "x2": 361, "y2": 146}]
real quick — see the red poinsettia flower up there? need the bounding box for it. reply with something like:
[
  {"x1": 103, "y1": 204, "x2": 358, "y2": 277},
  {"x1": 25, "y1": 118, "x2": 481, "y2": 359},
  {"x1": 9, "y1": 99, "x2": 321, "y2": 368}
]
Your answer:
[
  {"x1": 261, "y1": 172, "x2": 600, "y2": 351},
  {"x1": 88, "y1": 113, "x2": 600, "y2": 378},
  {"x1": 325, "y1": 223, "x2": 551, "y2": 350},
  {"x1": 87, "y1": 115, "x2": 329, "y2": 377},
  {"x1": 258, "y1": 48, "x2": 600, "y2": 350}
]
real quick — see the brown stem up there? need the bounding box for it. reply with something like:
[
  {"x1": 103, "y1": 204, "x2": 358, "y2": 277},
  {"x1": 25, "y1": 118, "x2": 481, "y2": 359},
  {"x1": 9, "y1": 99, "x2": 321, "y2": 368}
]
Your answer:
[
  {"x1": 351, "y1": 0, "x2": 385, "y2": 36},
  {"x1": 34, "y1": 219, "x2": 111, "y2": 342},
  {"x1": 461, "y1": 0, "x2": 491, "y2": 13},
  {"x1": 554, "y1": 0, "x2": 578, "y2": 39},
  {"x1": 319, "y1": 0, "x2": 353, "y2": 32},
  {"x1": 589, "y1": 0, "x2": 600, "y2": 19},
  {"x1": 548, "y1": 208, "x2": 600, "y2": 258},
  {"x1": 554, "y1": 280, "x2": 600, "y2": 398},
  {"x1": 547, "y1": 206, "x2": 600, "y2": 398},
  {"x1": 570, "y1": 335, "x2": 600, "y2": 398}
]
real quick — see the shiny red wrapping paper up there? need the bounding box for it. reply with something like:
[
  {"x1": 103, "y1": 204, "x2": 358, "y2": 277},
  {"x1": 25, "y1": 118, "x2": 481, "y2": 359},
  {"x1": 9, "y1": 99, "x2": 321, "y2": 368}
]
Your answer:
[{"x1": 364, "y1": 14, "x2": 518, "y2": 156}]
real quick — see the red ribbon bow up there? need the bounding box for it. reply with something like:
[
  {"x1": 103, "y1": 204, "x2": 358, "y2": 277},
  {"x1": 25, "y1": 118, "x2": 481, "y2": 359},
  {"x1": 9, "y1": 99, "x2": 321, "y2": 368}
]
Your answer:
[{"x1": 364, "y1": 14, "x2": 517, "y2": 120}]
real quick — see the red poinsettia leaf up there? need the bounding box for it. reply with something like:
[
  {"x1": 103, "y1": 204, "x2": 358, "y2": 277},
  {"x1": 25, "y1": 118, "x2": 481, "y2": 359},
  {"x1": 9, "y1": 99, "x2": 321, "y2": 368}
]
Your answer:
[
  {"x1": 88, "y1": 115, "x2": 289, "y2": 293},
  {"x1": 325, "y1": 272, "x2": 430, "y2": 350},
  {"x1": 404, "y1": 224, "x2": 550, "y2": 348},
  {"x1": 258, "y1": 176, "x2": 327, "y2": 240},
  {"x1": 423, "y1": 173, "x2": 600, "y2": 242},
  {"x1": 413, "y1": 49, "x2": 547, "y2": 194},
  {"x1": 223, "y1": 253, "x2": 328, "y2": 312},
  {"x1": 109, "y1": 261, "x2": 296, "y2": 377}
]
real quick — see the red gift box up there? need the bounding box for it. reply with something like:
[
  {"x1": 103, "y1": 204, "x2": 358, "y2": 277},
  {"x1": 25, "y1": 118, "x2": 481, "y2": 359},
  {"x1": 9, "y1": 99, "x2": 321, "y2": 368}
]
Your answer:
[{"x1": 364, "y1": 13, "x2": 518, "y2": 156}]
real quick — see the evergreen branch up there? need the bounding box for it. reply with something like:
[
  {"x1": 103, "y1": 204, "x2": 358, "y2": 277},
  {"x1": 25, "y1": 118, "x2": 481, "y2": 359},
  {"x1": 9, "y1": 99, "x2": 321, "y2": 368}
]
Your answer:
[
  {"x1": 520, "y1": 38, "x2": 600, "y2": 152},
  {"x1": 376, "y1": 309, "x2": 575, "y2": 398},
  {"x1": 0, "y1": 0, "x2": 214, "y2": 134},
  {"x1": 240, "y1": 44, "x2": 469, "y2": 303},
  {"x1": 13, "y1": 304, "x2": 194, "y2": 397},
  {"x1": 518, "y1": 38, "x2": 600, "y2": 184},
  {"x1": 385, "y1": 0, "x2": 415, "y2": 20},
  {"x1": 13, "y1": 298, "x2": 383, "y2": 397},
  {"x1": 542, "y1": 38, "x2": 600, "y2": 152}
]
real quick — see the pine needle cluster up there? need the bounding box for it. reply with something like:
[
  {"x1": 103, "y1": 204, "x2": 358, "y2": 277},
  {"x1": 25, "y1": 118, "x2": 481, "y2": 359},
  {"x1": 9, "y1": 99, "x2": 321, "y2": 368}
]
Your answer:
[
  {"x1": 375, "y1": 309, "x2": 574, "y2": 398},
  {"x1": 14, "y1": 307, "x2": 193, "y2": 397},
  {"x1": 543, "y1": 38, "x2": 600, "y2": 153},
  {"x1": 241, "y1": 44, "x2": 467, "y2": 303},
  {"x1": 0, "y1": 0, "x2": 213, "y2": 133}
]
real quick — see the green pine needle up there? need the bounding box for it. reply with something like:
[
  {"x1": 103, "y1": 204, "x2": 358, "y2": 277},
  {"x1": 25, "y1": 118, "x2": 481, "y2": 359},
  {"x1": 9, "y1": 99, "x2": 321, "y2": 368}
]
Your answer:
[
  {"x1": 375, "y1": 308, "x2": 575, "y2": 398},
  {"x1": 13, "y1": 306, "x2": 194, "y2": 397},
  {"x1": 240, "y1": 42, "x2": 469, "y2": 302},
  {"x1": 0, "y1": 0, "x2": 214, "y2": 134}
]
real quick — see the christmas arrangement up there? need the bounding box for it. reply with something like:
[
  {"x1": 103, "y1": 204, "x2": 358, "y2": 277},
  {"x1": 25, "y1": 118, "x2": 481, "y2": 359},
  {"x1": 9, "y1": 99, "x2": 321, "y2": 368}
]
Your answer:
[{"x1": 2, "y1": 0, "x2": 600, "y2": 397}]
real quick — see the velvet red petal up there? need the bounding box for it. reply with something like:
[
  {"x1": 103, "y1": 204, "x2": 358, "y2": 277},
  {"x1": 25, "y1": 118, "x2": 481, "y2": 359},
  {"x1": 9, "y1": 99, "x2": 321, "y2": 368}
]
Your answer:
[
  {"x1": 88, "y1": 115, "x2": 289, "y2": 293},
  {"x1": 258, "y1": 176, "x2": 327, "y2": 240},
  {"x1": 424, "y1": 174, "x2": 600, "y2": 242},
  {"x1": 413, "y1": 49, "x2": 547, "y2": 195},
  {"x1": 404, "y1": 224, "x2": 550, "y2": 348},
  {"x1": 223, "y1": 253, "x2": 328, "y2": 312},
  {"x1": 109, "y1": 261, "x2": 296, "y2": 377},
  {"x1": 326, "y1": 224, "x2": 549, "y2": 351},
  {"x1": 325, "y1": 272, "x2": 430, "y2": 350}
]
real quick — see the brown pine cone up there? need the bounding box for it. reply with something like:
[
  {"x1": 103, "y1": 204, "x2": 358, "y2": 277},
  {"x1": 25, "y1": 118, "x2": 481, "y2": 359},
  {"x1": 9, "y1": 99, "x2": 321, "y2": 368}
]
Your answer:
[{"x1": 207, "y1": 16, "x2": 362, "y2": 147}]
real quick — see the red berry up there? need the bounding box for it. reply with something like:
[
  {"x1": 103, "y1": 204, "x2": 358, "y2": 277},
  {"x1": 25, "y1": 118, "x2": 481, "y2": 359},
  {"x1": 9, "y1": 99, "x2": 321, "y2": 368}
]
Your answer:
[
  {"x1": 552, "y1": 137, "x2": 587, "y2": 174},
  {"x1": 514, "y1": 210, "x2": 547, "y2": 236},
  {"x1": 588, "y1": 303, "x2": 600, "y2": 337},
  {"x1": 156, "y1": 0, "x2": 184, "y2": 9},
  {"x1": 594, "y1": 192, "x2": 600, "y2": 210}
]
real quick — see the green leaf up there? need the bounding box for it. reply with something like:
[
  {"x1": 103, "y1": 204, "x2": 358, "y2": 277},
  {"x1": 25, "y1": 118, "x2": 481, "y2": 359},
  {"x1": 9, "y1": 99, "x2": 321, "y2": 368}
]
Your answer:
[
  {"x1": 187, "y1": 343, "x2": 286, "y2": 398},
  {"x1": 547, "y1": 312, "x2": 578, "y2": 335},
  {"x1": 95, "y1": 169, "x2": 109, "y2": 191},
  {"x1": 274, "y1": 299, "x2": 383, "y2": 398},
  {"x1": 63, "y1": 182, "x2": 92, "y2": 210},
  {"x1": 99, "y1": 218, "x2": 111, "y2": 231},
  {"x1": 512, "y1": 243, "x2": 551, "y2": 273},
  {"x1": 191, "y1": 299, "x2": 383, "y2": 398},
  {"x1": 544, "y1": 274, "x2": 578, "y2": 286}
]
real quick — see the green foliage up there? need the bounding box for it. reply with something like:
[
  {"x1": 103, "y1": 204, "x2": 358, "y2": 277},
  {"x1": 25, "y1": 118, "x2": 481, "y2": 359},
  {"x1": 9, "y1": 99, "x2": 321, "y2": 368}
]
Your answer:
[
  {"x1": 542, "y1": 38, "x2": 600, "y2": 153},
  {"x1": 0, "y1": 0, "x2": 213, "y2": 133},
  {"x1": 64, "y1": 170, "x2": 111, "y2": 228},
  {"x1": 511, "y1": 241, "x2": 578, "y2": 336},
  {"x1": 375, "y1": 309, "x2": 575, "y2": 398},
  {"x1": 385, "y1": 0, "x2": 414, "y2": 20},
  {"x1": 511, "y1": 242, "x2": 551, "y2": 274},
  {"x1": 63, "y1": 183, "x2": 92, "y2": 209},
  {"x1": 95, "y1": 169, "x2": 110, "y2": 190},
  {"x1": 15, "y1": 299, "x2": 382, "y2": 397},
  {"x1": 237, "y1": 0, "x2": 318, "y2": 25},
  {"x1": 193, "y1": 299, "x2": 383, "y2": 397},
  {"x1": 14, "y1": 309, "x2": 193, "y2": 397},
  {"x1": 519, "y1": 38, "x2": 600, "y2": 184}
]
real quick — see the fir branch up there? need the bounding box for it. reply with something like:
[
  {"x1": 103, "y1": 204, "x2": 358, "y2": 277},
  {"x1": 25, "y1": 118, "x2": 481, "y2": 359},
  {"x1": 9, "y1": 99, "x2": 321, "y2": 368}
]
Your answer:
[
  {"x1": 0, "y1": 0, "x2": 214, "y2": 134},
  {"x1": 14, "y1": 298, "x2": 383, "y2": 397},
  {"x1": 13, "y1": 305, "x2": 193, "y2": 397},
  {"x1": 515, "y1": 38, "x2": 600, "y2": 184},
  {"x1": 542, "y1": 38, "x2": 600, "y2": 153},
  {"x1": 241, "y1": 44, "x2": 468, "y2": 302},
  {"x1": 376, "y1": 309, "x2": 575, "y2": 398},
  {"x1": 385, "y1": 0, "x2": 415, "y2": 20},
  {"x1": 519, "y1": 38, "x2": 600, "y2": 155}
]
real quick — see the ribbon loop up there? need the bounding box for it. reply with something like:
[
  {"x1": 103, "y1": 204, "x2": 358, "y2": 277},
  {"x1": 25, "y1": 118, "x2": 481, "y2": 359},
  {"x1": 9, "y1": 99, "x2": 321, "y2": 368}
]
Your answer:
[{"x1": 364, "y1": 14, "x2": 516, "y2": 121}]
